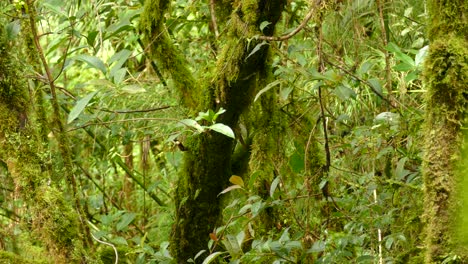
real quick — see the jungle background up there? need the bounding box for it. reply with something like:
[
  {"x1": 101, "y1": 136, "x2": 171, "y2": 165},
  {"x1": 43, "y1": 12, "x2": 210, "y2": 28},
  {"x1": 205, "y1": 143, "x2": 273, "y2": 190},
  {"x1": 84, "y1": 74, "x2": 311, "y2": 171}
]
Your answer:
[{"x1": 0, "y1": 0, "x2": 467, "y2": 263}]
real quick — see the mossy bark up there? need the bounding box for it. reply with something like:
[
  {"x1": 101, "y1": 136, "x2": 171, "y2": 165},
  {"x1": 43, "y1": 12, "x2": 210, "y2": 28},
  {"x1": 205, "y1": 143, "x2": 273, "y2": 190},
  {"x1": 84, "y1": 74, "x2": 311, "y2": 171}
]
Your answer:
[
  {"x1": 0, "y1": 16, "x2": 93, "y2": 263},
  {"x1": 422, "y1": 0, "x2": 468, "y2": 262},
  {"x1": 141, "y1": 0, "x2": 285, "y2": 261}
]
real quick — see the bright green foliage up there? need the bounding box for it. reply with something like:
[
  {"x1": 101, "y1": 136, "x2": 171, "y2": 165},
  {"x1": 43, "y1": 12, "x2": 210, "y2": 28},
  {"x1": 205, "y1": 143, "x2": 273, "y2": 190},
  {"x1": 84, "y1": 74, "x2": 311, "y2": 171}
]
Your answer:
[{"x1": 0, "y1": 0, "x2": 463, "y2": 263}]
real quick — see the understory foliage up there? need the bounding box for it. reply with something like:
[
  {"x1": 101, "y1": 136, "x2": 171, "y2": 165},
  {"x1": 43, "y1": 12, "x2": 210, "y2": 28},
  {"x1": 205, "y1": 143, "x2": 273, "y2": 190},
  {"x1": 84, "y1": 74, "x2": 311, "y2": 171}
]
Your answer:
[{"x1": 0, "y1": 0, "x2": 463, "y2": 263}]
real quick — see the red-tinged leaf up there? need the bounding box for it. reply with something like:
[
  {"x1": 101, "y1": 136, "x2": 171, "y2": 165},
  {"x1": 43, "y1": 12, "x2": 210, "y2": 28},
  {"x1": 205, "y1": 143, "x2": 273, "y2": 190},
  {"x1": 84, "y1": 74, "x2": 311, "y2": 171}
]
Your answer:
[{"x1": 210, "y1": 232, "x2": 218, "y2": 241}]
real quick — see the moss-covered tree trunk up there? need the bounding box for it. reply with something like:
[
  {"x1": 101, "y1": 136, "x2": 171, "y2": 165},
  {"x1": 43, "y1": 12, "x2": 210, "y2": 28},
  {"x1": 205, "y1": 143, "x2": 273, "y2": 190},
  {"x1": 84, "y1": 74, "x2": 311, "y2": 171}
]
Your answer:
[
  {"x1": 422, "y1": 0, "x2": 467, "y2": 262},
  {"x1": 0, "y1": 15, "x2": 90, "y2": 263},
  {"x1": 140, "y1": 0, "x2": 285, "y2": 261}
]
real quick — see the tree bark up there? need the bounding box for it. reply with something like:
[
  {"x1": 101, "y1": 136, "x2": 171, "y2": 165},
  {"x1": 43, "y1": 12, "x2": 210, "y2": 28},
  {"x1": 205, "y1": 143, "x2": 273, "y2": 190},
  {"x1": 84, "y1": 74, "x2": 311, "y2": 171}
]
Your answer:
[
  {"x1": 422, "y1": 0, "x2": 467, "y2": 262},
  {"x1": 141, "y1": 0, "x2": 285, "y2": 261},
  {"x1": 0, "y1": 15, "x2": 89, "y2": 263}
]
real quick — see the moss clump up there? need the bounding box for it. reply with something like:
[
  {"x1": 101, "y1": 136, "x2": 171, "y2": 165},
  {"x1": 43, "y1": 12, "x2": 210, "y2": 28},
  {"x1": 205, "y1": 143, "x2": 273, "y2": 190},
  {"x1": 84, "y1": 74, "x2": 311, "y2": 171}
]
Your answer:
[
  {"x1": 422, "y1": 1, "x2": 468, "y2": 261},
  {"x1": 139, "y1": 0, "x2": 198, "y2": 108},
  {"x1": 0, "y1": 250, "x2": 48, "y2": 264}
]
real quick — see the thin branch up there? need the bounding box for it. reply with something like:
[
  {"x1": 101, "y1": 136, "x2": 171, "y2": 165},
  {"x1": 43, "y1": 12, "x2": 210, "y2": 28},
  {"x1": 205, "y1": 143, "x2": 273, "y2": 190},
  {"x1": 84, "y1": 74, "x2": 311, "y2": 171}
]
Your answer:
[
  {"x1": 376, "y1": 0, "x2": 393, "y2": 106},
  {"x1": 67, "y1": 117, "x2": 179, "y2": 131},
  {"x1": 322, "y1": 55, "x2": 397, "y2": 108},
  {"x1": 97, "y1": 105, "x2": 172, "y2": 114},
  {"x1": 258, "y1": 4, "x2": 316, "y2": 41},
  {"x1": 209, "y1": 0, "x2": 219, "y2": 38}
]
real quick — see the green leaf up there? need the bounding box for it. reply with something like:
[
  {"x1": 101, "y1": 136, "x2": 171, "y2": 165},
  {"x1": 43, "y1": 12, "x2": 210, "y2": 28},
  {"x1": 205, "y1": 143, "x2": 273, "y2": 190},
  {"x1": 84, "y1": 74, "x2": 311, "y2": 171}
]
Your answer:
[
  {"x1": 368, "y1": 78, "x2": 383, "y2": 94},
  {"x1": 201, "y1": 251, "x2": 226, "y2": 264},
  {"x1": 393, "y1": 63, "x2": 414, "y2": 71},
  {"x1": 386, "y1": 42, "x2": 414, "y2": 66},
  {"x1": 116, "y1": 212, "x2": 136, "y2": 231},
  {"x1": 67, "y1": 91, "x2": 98, "y2": 124},
  {"x1": 246, "y1": 41, "x2": 268, "y2": 61},
  {"x1": 308, "y1": 241, "x2": 325, "y2": 253},
  {"x1": 110, "y1": 236, "x2": 128, "y2": 245},
  {"x1": 109, "y1": 49, "x2": 132, "y2": 69},
  {"x1": 415, "y1": 45, "x2": 429, "y2": 67},
  {"x1": 112, "y1": 68, "x2": 127, "y2": 84},
  {"x1": 74, "y1": 55, "x2": 107, "y2": 75},
  {"x1": 121, "y1": 84, "x2": 146, "y2": 94},
  {"x1": 43, "y1": 1, "x2": 68, "y2": 18},
  {"x1": 334, "y1": 85, "x2": 356, "y2": 100},
  {"x1": 270, "y1": 176, "x2": 281, "y2": 198},
  {"x1": 209, "y1": 123, "x2": 235, "y2": 138},
  {"x1": 87, "y1": 31, "x2": 98, "y2": 47},
  {"x1": 260, "y1": 21, "x2": 272, "y2": 31},
  {"x1": 179, "y1": 119, "x2": 205, "y2": 133},
  {"x1": 194, "y1": 250, "x2": 207, "y2": 260},
  {"x1": 6, "y1": 20, "x2": 21, "y2": 40},
  {"x1": 254, "y1": 80, "x2": 282, "y2": 102},
  {"x1": 222, "y1": 234, "x2": 242, "y2": 257}
]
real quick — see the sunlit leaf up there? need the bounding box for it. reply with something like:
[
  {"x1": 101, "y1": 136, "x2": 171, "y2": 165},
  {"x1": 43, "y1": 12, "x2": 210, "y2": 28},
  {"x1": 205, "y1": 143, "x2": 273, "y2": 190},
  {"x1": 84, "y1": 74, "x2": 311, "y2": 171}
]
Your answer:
[
  {"x1": 67, "y1": 91, "x2": 98, "y2": 124},
  {"x1": 74, "y1": 54, "x2": 107, "y2": 74},
  {"x1": 209, "y1": 123, "x2": 235, "y2": 138},
  {"x1": 194, "y1": 249, "x2": 207, "y2": 260},
  {"x1": 415, "y1": 45, "x2": 429, "y2": 67},
  {"x1": 201, "y1": 251, "x2": 226, "y2": 264},
  {"x1": 270, "y1": 176, "x2": 281, "y2": 197},
  {"x1": 179, "y1": 119, "x2": 205, "y2": 133},
  {"x1": 121, "y1": 84, "x2": 145, "y2": 94},
  {"x1": 260, "y1": 21, "x2": 272, "y2": 31},
  {"x1": 229, "y1": 175, "x2": 244, "y2": 187},
  {"x1": 218, "y1": 185, "x2": 242, "y2": 196}
]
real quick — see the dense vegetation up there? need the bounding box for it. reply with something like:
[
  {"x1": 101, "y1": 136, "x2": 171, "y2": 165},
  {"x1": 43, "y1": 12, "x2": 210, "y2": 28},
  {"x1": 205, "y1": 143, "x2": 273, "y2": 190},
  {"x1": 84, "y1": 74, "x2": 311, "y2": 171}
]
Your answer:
[{"x1": 0, "y1": 0, "x2": 466, "y2": 263}]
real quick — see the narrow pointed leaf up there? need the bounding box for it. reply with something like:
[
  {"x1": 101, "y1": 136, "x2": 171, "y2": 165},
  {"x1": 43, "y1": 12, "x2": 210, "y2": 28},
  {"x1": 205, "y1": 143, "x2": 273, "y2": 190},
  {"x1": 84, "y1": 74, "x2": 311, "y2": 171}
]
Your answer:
[
  {"x1": 68, "y1": 91, "x2": 98, "y2": 124},
  {"x1": 201, "y1": 251, "x2": 226, "y2": 264},
  {"x1": 218, "y1": 185, "x2": 242, "y2": 196}
]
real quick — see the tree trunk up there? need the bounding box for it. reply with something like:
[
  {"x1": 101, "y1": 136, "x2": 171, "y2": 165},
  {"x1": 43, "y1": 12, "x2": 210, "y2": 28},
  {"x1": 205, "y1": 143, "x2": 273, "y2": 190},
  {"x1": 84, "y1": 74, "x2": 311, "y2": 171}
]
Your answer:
[
  {"x1": 0, "y1": 16, "x2": 89, "y2": 263},
  {"x1": 140, "y1": 0, "x2": 285, "y2": 261},
  {"x1": 422, "y1": 0, "x2": 467, "y2": 262}
]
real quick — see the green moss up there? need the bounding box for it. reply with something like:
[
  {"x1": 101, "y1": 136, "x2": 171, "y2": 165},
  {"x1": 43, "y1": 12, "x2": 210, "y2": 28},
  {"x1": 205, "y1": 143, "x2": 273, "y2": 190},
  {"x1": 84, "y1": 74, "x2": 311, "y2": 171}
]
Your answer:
[
  {"x1": 422, "y1": 6, "x2": 468, "y2": 262},
  {"x1": 140, "y1": 0, "x2": 198, "y2": 108},
  {"x1": 166, "y1": 0, "x2": 286, "y2": 262},
  {"x1": 0, "y1": 14, "x2": 96, "y2": 263},
  {"x1": 0, "y1": 250, "x2": 48, "y2": 264},
  {"x1": 427, "y1": 0, "x2": 467, "y2": 41}
]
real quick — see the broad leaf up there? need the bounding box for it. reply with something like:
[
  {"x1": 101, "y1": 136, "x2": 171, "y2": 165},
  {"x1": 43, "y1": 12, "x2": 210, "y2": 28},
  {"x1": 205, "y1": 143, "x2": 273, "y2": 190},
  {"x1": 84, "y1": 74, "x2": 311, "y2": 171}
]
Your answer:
[
  {"x1": 201, "y1": 251, "x2": 226, "y2": 264},
  {"x1": 229, "y1": 175, "x2": 244, "y2": 187},
  {"x1": 116, "y1": 212, "x2": 136, "y2": 231},
  {"x1": 209, "y1": 123, "x2": 235, "y2": 138},
  {"x1": 74, "y1": 55, "x2": 107, "y2": 74},
  {"x1": 179, "y1": 119, "x2": 205, "y2": 133},
  {"x1": 67, "y1": 91, "x2": 98, "y2": 124}
]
